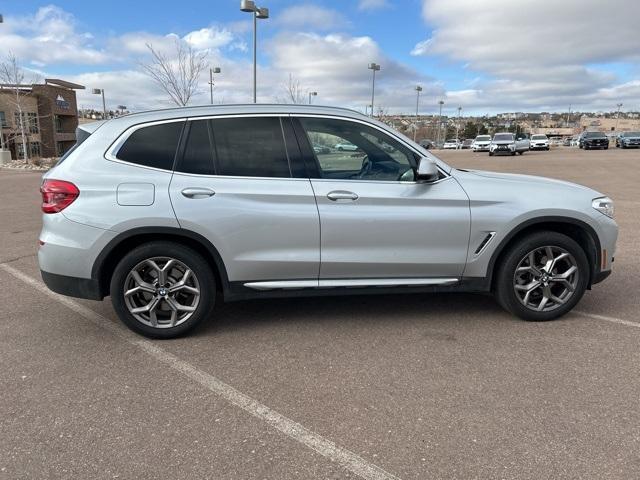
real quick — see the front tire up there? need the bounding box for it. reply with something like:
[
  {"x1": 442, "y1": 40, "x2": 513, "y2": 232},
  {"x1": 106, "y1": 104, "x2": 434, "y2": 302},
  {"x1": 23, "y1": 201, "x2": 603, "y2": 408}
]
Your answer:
[
  {"x1": 494, "y1": 231, "x2": 589, "y2": 321},
  {"x1": 110, "y1": 241, "x2": 216, "y2": 338}
]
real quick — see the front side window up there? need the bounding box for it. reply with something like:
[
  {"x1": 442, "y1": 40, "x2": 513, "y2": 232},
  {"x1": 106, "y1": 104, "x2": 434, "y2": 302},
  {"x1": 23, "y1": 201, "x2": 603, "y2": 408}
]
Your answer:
[
  {"x1": 116, "y1": 121, "x2": 184, "y2": 170},
  {"x1": 300, "y1": 117, "x2": 415, "y2": 181},
  {"x1": 210, "y1": 117, "x2": 291, "y2": 178}
]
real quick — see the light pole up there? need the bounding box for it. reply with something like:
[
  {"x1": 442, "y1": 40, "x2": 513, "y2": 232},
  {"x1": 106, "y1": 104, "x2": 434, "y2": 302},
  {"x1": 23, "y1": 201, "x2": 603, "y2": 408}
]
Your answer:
[
  {"x1": 241, "y1": 0, "x2": 269, "y2": 104},
  {"x1": 455, "y1": 106, "x2": 462, "y2": 146},
  {"x1": 92, "y1": 88, "x2": 107, "y2": 119},
  {"x1": 615, "y1": 103, "x2": 623, "y2": 132},
  {"x1": 209, "y1": 67, "x2": 221, "y2": 104},
  {"x1": 308, "y1": 91, "x2": 317, "y2": 105},
  {"x1": 436, "y1": 100, "x2": 444, "y2": 147},
  {"x1": 414, "y1": 85, "x2": 422, "y2": 141},
  {"x1": 368, "y1": 62, "x2": 380, "y2": 117}
]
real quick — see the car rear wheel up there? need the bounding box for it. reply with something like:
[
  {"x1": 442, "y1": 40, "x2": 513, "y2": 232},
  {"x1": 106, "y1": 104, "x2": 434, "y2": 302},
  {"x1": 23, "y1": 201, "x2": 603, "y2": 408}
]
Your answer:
[
  {"x1": 494, "y1": 231, "x2": 589, "y2": 321},
  {"x1": 110, "y1": 241, "x2": 216, "y2": 338}
]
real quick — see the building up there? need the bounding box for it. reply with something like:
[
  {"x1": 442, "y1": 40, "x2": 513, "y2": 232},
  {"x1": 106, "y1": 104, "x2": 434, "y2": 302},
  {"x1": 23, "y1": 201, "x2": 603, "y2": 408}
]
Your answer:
[
  {"x1": 579, "y1": 116, "x2": 640, "y2": 133},
  {"x1": 0, "y1": 79, "x2": 84, "y2": 160}
]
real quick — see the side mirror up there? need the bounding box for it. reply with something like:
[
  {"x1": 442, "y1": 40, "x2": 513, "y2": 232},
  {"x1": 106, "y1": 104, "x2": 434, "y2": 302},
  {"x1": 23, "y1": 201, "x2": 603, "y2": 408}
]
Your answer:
[{"x1": 416, "y1": 157, "x2": 439, "y2": 183}]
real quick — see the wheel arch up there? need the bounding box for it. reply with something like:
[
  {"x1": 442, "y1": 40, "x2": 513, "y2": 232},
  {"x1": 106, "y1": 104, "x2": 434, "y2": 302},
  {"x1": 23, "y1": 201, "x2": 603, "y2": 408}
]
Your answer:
[
  {"x1": 92, "y1": 227, "x2": 230, "y2": 299},
  {"x1": 487, "y1": 217, "x2": 601, "y2": 291}
]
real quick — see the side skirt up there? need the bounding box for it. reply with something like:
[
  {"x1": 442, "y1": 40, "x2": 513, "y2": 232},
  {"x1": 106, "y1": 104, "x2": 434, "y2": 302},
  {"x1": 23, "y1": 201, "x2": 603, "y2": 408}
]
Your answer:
[{"x1": 223, "y1": 277, "x2": 491, "y2": 302}]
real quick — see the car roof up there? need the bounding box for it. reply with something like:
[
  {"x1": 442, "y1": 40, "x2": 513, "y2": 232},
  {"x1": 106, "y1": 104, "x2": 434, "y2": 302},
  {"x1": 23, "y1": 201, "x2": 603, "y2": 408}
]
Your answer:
[{"x1": 101, "y1": 104, "x2": 369, "y2": 127}]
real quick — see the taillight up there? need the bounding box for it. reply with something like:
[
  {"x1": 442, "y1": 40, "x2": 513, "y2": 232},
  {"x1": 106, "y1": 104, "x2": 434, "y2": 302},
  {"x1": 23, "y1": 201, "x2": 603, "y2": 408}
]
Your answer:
[{"x1": 41, "y1": 179, "x2": 79, "y2": 214}]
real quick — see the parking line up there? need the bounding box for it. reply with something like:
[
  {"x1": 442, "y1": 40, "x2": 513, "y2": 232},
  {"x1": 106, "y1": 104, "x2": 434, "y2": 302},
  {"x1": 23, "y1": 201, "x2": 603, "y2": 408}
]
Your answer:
[
  {"x1": 0, "y1": 263, "x2": 401, "y2": 480},
  {"x1": 574, "y1": 310, "x2": 640, "y2": 328}
]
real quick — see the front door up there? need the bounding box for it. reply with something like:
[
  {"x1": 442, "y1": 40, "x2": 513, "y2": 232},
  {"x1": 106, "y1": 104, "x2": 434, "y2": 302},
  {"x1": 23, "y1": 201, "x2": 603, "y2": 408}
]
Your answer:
[{"x1": 294, "y1": 116, "x2": 470, "y2": 280}]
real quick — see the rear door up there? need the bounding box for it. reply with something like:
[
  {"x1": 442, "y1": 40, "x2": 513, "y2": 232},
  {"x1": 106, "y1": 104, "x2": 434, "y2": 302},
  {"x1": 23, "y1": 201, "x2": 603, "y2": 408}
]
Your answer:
[{"x1": 169, "y1": 116, "x2": 320, "y2": 285}]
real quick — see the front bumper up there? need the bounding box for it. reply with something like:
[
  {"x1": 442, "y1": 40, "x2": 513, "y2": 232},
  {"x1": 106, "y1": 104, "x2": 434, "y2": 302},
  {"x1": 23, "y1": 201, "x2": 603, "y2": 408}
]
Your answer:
[{"x1": 530, "y1": 143, "x2": 549, "y2": 149}]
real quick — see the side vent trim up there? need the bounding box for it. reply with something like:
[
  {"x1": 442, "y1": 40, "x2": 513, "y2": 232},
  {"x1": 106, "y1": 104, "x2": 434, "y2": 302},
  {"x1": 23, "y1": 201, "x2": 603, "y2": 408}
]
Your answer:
[{"x1": 474, "y1": 232, "x2": 496, "y2": 256}]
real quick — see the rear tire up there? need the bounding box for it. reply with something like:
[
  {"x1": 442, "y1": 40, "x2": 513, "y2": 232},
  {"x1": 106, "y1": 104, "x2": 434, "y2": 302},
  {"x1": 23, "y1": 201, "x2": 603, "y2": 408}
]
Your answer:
[
  {"x1": 110, "y1": 241, "x2": 216, "y2": 338},
  {"x1": 494, "y1": 231, "x2": 589, "y2": 321}
]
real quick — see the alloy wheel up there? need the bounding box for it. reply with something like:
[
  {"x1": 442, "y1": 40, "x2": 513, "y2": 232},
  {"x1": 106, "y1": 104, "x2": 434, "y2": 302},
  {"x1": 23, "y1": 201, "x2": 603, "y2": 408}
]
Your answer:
[
  {"x1": 123, "y1": 257, "x2": 200, "y2": 328},
  {"x1": 513, "y1": 246, "x2": 579, "y2": 312}
]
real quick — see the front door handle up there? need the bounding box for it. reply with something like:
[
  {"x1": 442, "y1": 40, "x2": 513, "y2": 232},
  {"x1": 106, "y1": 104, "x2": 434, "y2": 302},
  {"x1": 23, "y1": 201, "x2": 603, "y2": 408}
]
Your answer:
[
  {"x1": 181, "y1": 187, "x2": 215, "y2": 199},
  {"x1": 327, "y1": 190, "x2": 358, "y2": 201}
]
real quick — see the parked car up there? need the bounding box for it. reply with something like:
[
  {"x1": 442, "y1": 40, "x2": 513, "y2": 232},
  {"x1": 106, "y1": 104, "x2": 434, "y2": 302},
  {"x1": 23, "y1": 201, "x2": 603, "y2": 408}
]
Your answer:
[
  {"x1": 616, "y1": 131, "x2": 640, "y2": 148},
  {"x1": 334, "y1": 142, "x2": 359, "y2": 151},
  {"x1": 419, "y1": 139, "x2": 434, "y2": 149},
  {"x1": 530, "y1": 134, "x2": 550, "y2": 151},
  {"x1": 461, "y1": 139, "x2": 474, "y2": 149},
  {"x1": 313, "y1": 144, "x2": 331, "y2": 154},
  {"x1": 562, "y1": 137, "x2": 572, "y2": 147},
  {"x1": 570, "y1": 135, "x2": 581, "y2": 147},
  {"x1": 489, "y1": 132, "x2": 529, "y2": 156},
  {"x1": 579, "y1": 131, "x2": 609, "y2": 150},
  {"x1": 472, "y1": 135, "x2": 492, "y2": 152},
  {"x1": 443, "y1": 139, "x2": 461, "y2": 149},
  {"x1": 38, "y1": 104, "x2": 617, "y2": 338}
]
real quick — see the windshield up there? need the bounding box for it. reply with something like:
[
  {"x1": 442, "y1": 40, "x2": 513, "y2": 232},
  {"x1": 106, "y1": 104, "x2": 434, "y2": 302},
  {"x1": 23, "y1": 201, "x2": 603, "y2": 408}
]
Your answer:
[
  {"x1": 475, "y1": 135, "x2": 491, "y2": 141},
  {"x1": 584, "y1": 132, "x2": 606, "y2": 138},
  {"x1": 445, "y1": 139, "x2": 458, "y2": 143},
  {"x1": 531, "y1": 135, "x2": 548, "y2": 140},
  {"x1": 493, "y1": 134, "x2": 514, "y2": 141},
  {"x1": 623, "y1": 132, "x2": 640, "y2": 137}
]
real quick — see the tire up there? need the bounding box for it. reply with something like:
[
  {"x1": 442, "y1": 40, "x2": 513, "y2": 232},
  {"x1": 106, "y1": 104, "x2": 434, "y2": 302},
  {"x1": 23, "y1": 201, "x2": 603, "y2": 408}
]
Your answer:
[
  {"x1": 517, "y1": 151, "x2": 524, "y2": 155},
  {"x1": 494, "y1": 231, "x2": 589, "y2": 322},
  {"x1": 110, "y1": 241, "x2": 216, "y2": 338},
  {"x1": 545, "y1": 147, "x2": 550, "y2": 151},
  {"x1": 489, "y1": 151, "x2": 494, "y2": 156},
  {"x1": 511, "y1": 151, "x2": 516, "y2": 156}
]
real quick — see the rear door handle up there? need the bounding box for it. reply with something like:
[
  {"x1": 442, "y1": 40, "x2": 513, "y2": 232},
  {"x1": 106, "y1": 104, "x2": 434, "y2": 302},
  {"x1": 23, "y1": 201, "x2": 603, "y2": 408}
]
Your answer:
[
  {"x1": 181, "y1": 187, "x2": 215, "y2": 199},
  {"x1": 327, "y1": 190, "x2": 358, "y2": 201}
]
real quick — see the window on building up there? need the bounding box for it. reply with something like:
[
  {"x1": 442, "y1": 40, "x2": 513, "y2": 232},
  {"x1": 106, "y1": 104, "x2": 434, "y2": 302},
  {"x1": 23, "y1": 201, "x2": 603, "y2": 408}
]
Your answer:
[
  {"x1": 13, "y1": 112, "x2": 39, "y2": 134},
  {"x1": 16, "y1": 142, "x2": 25, "y2": 159},
  {"x1": 0, "y1": 111, "x2": 8, "y2": 128},
  {"x1": 30, "y1": 142, "x2": 41, "y2": 157},
  {"x1": 56, "y1": 142, "x2": 65, "y2": 157},
  {"x1": 55, "y1": 115, "x2": 64, "y2": 133}
]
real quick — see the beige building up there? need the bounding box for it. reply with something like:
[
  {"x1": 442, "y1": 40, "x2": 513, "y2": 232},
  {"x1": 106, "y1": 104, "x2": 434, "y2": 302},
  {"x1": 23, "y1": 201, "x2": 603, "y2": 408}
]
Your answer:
[{"x1": 579, "y1": 116, "x2": 640, "y2": 133}]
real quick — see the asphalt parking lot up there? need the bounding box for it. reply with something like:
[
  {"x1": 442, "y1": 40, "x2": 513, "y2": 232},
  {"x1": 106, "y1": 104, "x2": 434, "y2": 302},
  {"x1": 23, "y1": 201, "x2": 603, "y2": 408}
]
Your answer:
[{"x1": 1, "y1": 147, "x2": 639, "y2": 479}]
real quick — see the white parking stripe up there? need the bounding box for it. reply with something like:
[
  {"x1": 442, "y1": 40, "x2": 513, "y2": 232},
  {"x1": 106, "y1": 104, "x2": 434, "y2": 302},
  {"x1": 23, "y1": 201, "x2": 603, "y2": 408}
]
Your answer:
[
  {"x1": 574, "y1": 310, "x2": 640, "y2": 328},
  {"x1": 0, "y1": 263, "x2": 401, "y2": 480}
]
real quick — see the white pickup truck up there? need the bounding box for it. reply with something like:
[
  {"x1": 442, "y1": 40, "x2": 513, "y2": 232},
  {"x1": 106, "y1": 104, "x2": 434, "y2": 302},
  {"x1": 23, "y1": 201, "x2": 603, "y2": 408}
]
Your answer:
[{"x1": 489, "y1": 132, "x2": 530, "y2": 156}]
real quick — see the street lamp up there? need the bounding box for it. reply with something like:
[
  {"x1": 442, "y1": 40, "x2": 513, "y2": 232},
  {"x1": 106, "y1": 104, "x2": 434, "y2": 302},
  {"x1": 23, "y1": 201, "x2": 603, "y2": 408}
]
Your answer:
[
  {"x1": 455, "y1": 106, "x2": 462, "y2": 145},
  {"x1": 368, "y1": 62, "x2": 381, "y2": 117},
  {"x1": 241, "y1": 0, "x2": 269, "y2": 104},
  {"x1": 436, "y1": 100, "x2": 444, "y2": 147},
  {"x1": 414, "y1": 85, "x2": 423, "y2": 141},
  {"x1": 615, "y1": 103, "x2": 623, "y2": 132},
  {"x1": 308, "y1": 91, "x2": 317, "y2": 105},
  {"x1": 92, "y1": 88, "x2": 107, "y2": 119},
  {"x1": 209, "y1": 67, "x2": 221, "y2": 104}
]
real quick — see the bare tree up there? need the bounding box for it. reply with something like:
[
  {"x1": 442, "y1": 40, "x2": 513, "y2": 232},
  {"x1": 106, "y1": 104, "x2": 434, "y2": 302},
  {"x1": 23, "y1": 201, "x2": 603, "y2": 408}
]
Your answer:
[
  {"x1": 280, "y1": 73, "x2": 305, "y2": 104},
  {"x1": 0, "y1": 54, "x2": 31, "y2": 163},
  {"x1": 140, "y1": 39, "x2": 207, "y2": 107}
]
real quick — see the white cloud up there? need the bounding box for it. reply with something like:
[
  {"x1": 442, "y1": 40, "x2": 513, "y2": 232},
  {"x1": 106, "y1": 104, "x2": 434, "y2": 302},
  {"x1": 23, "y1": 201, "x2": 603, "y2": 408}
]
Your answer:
[
  {"x1": 275, "y1": 5, "x2": 350, "y2": 30},
  {"x1": 358, "y1": 0, "x2": 390, "y2": 11},
  {"x1": 184, "y1": 27, "x2": 234, "y2": 50},
  {"x1": 412, "y1": 0, "x2": 640, "y2": 111}
]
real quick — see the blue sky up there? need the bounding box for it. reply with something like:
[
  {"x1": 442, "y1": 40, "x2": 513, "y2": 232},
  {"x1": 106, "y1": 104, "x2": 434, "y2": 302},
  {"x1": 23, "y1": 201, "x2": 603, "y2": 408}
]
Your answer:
[{"x1": 1, "y1": 0, "x2": 638, "y2": 114}]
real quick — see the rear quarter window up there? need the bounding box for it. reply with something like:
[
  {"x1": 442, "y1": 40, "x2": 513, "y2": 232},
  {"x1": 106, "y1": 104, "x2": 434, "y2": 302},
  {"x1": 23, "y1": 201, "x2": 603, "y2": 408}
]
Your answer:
[{"x1": 116, "y1": 121, "x2": 184, "y2": 170}]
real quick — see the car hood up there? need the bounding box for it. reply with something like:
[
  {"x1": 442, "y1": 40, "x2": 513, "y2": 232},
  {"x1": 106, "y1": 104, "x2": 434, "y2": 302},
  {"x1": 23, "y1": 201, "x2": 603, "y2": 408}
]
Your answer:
[
  {"x1": 463, "y1": 169, "x2": 595, "y2": 193},
  {"x1": 492, "y1": 140, "x2": 515, "y2": 145}
]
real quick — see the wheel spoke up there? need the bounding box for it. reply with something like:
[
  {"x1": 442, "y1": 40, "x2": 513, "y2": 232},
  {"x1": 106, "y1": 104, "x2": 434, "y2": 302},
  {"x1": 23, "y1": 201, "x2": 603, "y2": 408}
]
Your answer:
[
  {"x1": 549, "y1": 252, "x2": 569, "y2": 271},
  {"x1": 165, "y1": 296, "x2": 196, "y2": 313},
  {"x1": 553, "y1": 265, "x2": 577, "y2": 280},
  {"x1": 130, "y1": 271, "x2": 155, "y2": 293},
  {"x1": 131, "y1": 295, "x2": 161, "y2": 314}
]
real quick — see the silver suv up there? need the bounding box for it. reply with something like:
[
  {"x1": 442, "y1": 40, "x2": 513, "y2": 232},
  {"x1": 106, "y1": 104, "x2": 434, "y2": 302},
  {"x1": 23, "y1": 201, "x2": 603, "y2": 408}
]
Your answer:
[{"x1": 39, "y1": 105, "x2": 618, "y2": 338}]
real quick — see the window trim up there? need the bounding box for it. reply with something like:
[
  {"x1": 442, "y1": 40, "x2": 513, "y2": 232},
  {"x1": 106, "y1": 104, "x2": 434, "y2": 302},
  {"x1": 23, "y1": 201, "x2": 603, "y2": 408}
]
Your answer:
[
  {"x1": 104, "y1": 118, "x2": 187, "y2": 172},
  {"x1": 292, "y1": 114, "x2": 450, "y2": 184}
]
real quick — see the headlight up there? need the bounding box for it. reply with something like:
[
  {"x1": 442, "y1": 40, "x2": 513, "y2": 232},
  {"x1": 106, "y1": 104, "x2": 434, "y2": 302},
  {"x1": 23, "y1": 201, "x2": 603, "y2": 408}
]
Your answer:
[{"x1": 592, "y1": 196, "x2": 614, "y2": 219}]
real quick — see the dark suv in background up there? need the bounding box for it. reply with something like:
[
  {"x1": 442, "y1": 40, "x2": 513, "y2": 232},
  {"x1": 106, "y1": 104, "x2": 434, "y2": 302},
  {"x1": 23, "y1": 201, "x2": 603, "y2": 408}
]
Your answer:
[{"x1": 579, "y1": 132, "x2": 609, "y2": 150}]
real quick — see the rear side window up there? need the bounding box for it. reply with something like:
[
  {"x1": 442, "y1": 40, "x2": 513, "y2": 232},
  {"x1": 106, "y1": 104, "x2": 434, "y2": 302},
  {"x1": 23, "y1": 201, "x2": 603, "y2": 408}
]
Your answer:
[
  {"x1": 211, "y1": 117, "x2": 291, "y2": 178},
  {"x1": 180, "y1": 120, "x2": 215, "y2": 175},
  {"x1": 116, "y1": 121, "x2": 184, "y2": 170}
]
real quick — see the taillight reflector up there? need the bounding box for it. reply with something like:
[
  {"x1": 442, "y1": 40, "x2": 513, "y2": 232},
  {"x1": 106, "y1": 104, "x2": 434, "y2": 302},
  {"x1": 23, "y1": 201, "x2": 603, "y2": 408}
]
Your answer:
[{"x1": 41, "y1": 179, "x2": 79, "y2": 214}]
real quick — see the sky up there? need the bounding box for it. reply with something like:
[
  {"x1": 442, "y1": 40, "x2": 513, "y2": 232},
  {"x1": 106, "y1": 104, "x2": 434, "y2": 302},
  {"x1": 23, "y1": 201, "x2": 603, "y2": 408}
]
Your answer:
[{"x1": 1, "y1": 0, "x2": 639, "y2": 115}]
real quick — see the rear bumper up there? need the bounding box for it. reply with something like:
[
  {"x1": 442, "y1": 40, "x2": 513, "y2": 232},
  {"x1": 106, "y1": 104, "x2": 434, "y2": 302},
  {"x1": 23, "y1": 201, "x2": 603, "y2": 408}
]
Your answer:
[{"x1": 40, "y1": 270, "x2": 103, "y2": 300}]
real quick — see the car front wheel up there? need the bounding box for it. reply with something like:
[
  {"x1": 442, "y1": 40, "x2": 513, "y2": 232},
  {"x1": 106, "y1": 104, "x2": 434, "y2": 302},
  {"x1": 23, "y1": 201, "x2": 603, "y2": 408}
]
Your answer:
[
  {"x1": 495, "y1": 231, "x2": 589, "y2": 321},
  {"x1": 110, "y1": 241, "x2": 216, "y2": 338}
]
